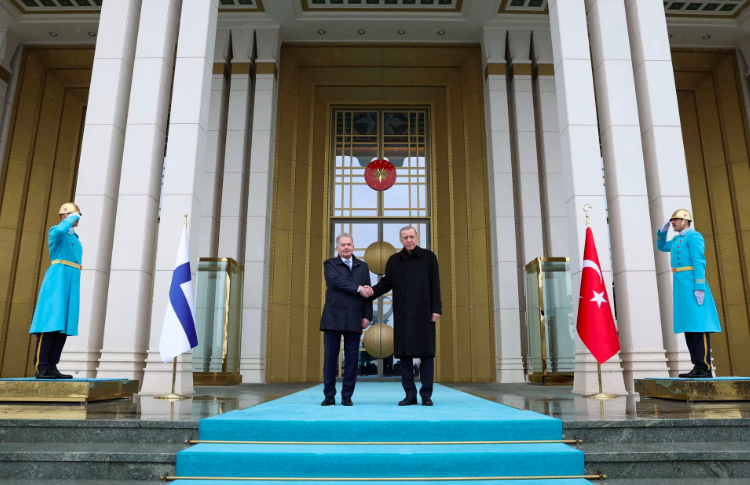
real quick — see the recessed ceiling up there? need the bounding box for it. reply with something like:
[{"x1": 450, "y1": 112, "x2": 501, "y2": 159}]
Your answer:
[
  {"x1": 498, "y1": 0, "x2": 548, "y2": 15},
  {"x1": 6, "y1": 0, "x2": 264, "y2": 14},
  {"x1": 300, "y1": 0, "x2": 462, "y2": 13},
  {"x1": 664, "y1": 0, "x2": 750, "y2": 18}
]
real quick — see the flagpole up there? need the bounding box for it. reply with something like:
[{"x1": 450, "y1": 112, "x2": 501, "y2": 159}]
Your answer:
[
  {"x1": 581, "y1": 204, "x2": 617, "y2": 401},
  {"x1": 155, "y1": 214, "x2": 191, "y2": 401}
]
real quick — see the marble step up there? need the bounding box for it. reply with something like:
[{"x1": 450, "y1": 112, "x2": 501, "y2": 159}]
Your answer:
[
  {"x1": 0, "y1": 419, "x2": 198, "y2": 444},
  {"x1": 4, "y1": 417, "x2": 749, "y2": 445},
  {"x1": 564, "y1": 419, "x2": 750, "y2": 444},
  {"x1": 0, "y1": 442, "x2": 188, "y2": 481},
  {"x1": 582, "y1": 442, "x2": 750, "y2": 479},
  {"x1": 0, "y1": 481, "x2": 162, "y2": 485}
]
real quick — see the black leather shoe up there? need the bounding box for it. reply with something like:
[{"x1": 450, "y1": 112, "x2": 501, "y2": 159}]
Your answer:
[
  {"x1": 342, "y1": 397, "x2": 353, "y2": 406},
  {"x1": 51, "y1": 369, "x2": 73, "y2": 379},
  {"x1": 321, "y1": 398, "x2": 335, "y2": 406},
  {"x1": 690, "y1": 370, "x2": 713, "y2": 379},
  {"x1": 398, "y1": 397, "x2": 418, "y2": 406},
  {"x1": 422, "y1": 398, "x2": 433, "y2": 406},
  {"x1": 679, "y1": 368, "x2": 698, "y2": 378},
  {"x1": 35, "y1": 371, "x2": 56, "y2": 379}
]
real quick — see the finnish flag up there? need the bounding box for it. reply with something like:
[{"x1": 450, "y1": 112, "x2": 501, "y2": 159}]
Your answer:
[{"x1": 159, "y1": 225, "x2": 199, "y2": 362}]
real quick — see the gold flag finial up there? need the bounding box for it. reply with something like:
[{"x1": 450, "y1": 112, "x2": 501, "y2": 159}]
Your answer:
[
  {"x1": 184, "y1": 213, "x2": 188, "y2": 227},
  {"x1": 583, "y1": 204, "x2": 592, "y2": 227}
]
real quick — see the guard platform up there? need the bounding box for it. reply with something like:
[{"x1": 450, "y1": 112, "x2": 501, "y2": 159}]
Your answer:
[
  {"x1": 635, "y1": 377, "x2": 750, "y2": 402},
  {"x1": 0, "y1": 378, "x2": 138, "y2": 403}
]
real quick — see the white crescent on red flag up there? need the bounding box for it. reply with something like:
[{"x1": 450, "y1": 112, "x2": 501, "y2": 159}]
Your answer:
[{"x1": 576, "y1": 226, "x2": 620, "y2": 364}]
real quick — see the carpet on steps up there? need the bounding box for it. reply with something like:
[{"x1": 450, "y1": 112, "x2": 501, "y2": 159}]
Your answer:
[
  {"x1": 167, "y1": 481, "x2": 594, "y2": 485},
  {"x1": 177, "y1": 382, "x2": 586, "y2": 482},
  {"x1": 198, "y1": 382, "x2": 562, "y2": 442},
  {"x1": 177, "y1": 442, "x2": 583, "y2": 478}
]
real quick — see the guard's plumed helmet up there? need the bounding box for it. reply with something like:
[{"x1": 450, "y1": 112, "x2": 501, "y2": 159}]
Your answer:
[
  {"x1": 58, "y1": 202, "x2": 82, "y2": 216},
  {"x1": 670, "y1": 209, "x2": 692, "y2": 222}
]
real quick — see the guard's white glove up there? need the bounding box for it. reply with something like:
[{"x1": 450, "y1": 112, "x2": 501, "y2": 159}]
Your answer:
[
  {"x1": 695, "y1": 290, "x2": 705, "y2": 306},
  {"x1": 660, "y1": 220, "x2": 671, "y2": 233}
]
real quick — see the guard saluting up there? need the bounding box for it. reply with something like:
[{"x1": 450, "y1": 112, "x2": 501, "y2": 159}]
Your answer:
[
  {"x1": 657, "y1": 209, "x2": 721, "y2": 379},
  {"x1": 29, "y1": 203, "x2": 83, "y2": 379}
]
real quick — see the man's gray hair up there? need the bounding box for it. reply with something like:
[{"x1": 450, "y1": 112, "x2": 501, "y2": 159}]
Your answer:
[
  {"x1": 335, "y1": 232, "x2": 354, "y2": 247},
  {"x1": 399, "y1": 226, "x2": 418, "y2": 237}
]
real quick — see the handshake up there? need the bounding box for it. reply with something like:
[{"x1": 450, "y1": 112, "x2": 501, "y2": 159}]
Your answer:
[{"x1": 359, "y1": 285, "x2": 374, "y2": 298}]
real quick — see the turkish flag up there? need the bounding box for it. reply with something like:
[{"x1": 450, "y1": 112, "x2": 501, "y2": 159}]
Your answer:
[{"x1": 576, "y1": 226, "x2": 620, "y2": 364}]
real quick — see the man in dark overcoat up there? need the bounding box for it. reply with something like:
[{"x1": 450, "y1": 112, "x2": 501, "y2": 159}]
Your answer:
[
  {"x1": 369, "y1": 226, "x2": 441, "y2": 406},
  {"x1": 320, "y1": 233, "x2": 373, "y2": 406}
]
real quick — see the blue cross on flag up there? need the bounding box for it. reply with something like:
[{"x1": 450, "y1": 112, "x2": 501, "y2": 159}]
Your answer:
[{"x1": 159, "y1": 225, "x2": 199, "y2": 362}]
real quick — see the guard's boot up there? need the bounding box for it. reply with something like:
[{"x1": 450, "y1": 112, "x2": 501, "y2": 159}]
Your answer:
[
  {"x1": 689, "y1": 369, "x2": 713, "y2": 379},
  {"x1": 51, "y1": 368, "x2": 73, "y2": 379},
  {"x1": 35, "y1": 370, "x2": 56, "y2": 379},
  {"x1": 678, "y1": 368, "x2": 698, "y2": 378}
]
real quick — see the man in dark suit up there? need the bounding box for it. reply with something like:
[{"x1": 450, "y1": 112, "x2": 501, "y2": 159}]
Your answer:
[
  {"x1": 320, "y1": 233, "x2": 373, "y2": 406},
  {"x1": 368, "y1": 226, "x2": 441, "y2": 407}
]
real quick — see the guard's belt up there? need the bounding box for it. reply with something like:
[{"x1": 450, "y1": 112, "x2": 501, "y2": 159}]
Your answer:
[
  {"x1": 51, "y1": 259, "x2": 81, "y2": 270},
  {"x1": 672, "y1": 266, "x2": 693, "y2": 273}
]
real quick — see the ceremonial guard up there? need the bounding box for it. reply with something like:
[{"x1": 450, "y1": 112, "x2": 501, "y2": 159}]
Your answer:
[
  {"x1": 29, "y1": 203, "x2": 83, "y2": 379},
  {"x1": 657, "y1": 209, "x2": 721, "y2": 378}
]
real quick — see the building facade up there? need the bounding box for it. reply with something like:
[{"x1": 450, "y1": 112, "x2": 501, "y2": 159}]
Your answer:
[{"x1": 1, "y1": 0, "x2": 750, "y2": 394}]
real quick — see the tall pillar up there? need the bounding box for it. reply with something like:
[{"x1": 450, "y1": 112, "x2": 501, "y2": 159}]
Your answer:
[
  {"x1": 140, "y1": 0, "x2": 219, "y2": 395},
  {"x1": 548, "y1": 0, "x2": 626, "y2": 394},
  {"x1": 0, "y1": 29, "x2": 20, "y2": 175},
  {"x1": 198, "y1": 28, "x2": 231, "y2": 259},
  {"x1": 482, "y1": 29, "x2": 525, "y2": 383},
  {"x1": 531, "y1": 31, "x2": 567, "y2": 258},
  {"x1": 63, "y1": 0, "x2": 141, "y2": 377},
  {"x1": 626, "y1": 0, "x2": 692, "y2": 376},
  {"x1": 507, "y1": 30, "x2": 546, "y2": 345},
  {"x1": 96, "y1": 0, "x2": 181, "y2": 381},
  {"x1": 587, "y1": 0, "x2": 669, "y2": 391},
  {"x1": 241, "y1": 28, "x2": 279, "y2": 383},
  {"x1": 218, "y1": 29, "x2": 255, "y2": 263}
]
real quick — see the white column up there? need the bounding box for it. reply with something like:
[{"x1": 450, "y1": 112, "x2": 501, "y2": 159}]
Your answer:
[
  {"x1": 531, "y1": 31, "x2": 568, "y2": 258},
  {"x1": 508, "y1": 30, "x2": 545, "y2": 263},
  {"x1": 482, "y1": 29, "x2": 525, "y2": 383},
  {"x1": 241, "y1": 28, "x2": 280, "y2": 383},
  {"x1": 587, "y1": 0, "x2": 669, "y2": 391},
  {"x1": 96, "y1": 0, "x2": 181, "y2": 381},
  {"x1": 0, "y1": 29, "x2": 20, "y2": 175},
  {"x1": 218, "y1": 29, "x2": 255, "y2": 263},
  {"x1": 508, "y1": 30, "x2": 546, "y2": 346},
  {"x1": 63, "y1": 0, "x2": 141, "y2": 377},
  {"x1": 198, "y1": 28, "x2": 231, "y2": 259},
  {"x1": 626, "y1": 0, "x2": 692, "y2": 376},
  {"x1": 140, "y1": 0, "x2": 219, "y2": 395},
  {"x1": 549, "y1": 0, "x2": 626, "y2": 394}
]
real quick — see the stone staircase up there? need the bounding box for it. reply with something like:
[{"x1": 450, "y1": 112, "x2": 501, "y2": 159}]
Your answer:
[
  {"x1": 0, "y1": 419, "x2": 196, "y2": 483},
  {"x1": 0, "y1": 417, "x2": 749, "y2": 483},
  {"x1": 565, "y1": 418, "x2": 750, "y2": 481}
]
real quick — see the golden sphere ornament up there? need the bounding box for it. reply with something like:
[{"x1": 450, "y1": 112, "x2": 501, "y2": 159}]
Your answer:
[
  {"x1": 362, "y1": 323, "x2": 394, "y2": 359},
  {"x1": 364, "y1": 240, "x2": 396, "y2": 275}
]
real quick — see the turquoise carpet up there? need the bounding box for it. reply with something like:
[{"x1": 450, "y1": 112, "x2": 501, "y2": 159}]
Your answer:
[{"x1": 174, "y1": 382, "x2": 589, "y2": 484}]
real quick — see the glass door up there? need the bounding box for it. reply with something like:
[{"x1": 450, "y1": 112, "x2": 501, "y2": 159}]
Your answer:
[{"x1": 330, "y1": 108, "x2": 431, "y2": 380}]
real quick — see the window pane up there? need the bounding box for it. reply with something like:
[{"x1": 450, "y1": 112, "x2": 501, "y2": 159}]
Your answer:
[{"x1": 384, "y1": 112, "x2": 409, "y2": 136}]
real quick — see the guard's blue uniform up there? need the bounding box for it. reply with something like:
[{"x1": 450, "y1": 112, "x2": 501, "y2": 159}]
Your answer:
[
  {"x1": 29, "y1": 214, "x2": 82, "y2": 336},
  {"x1": 656, "y1": 227, "x2": 721, "y2": 334}
]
